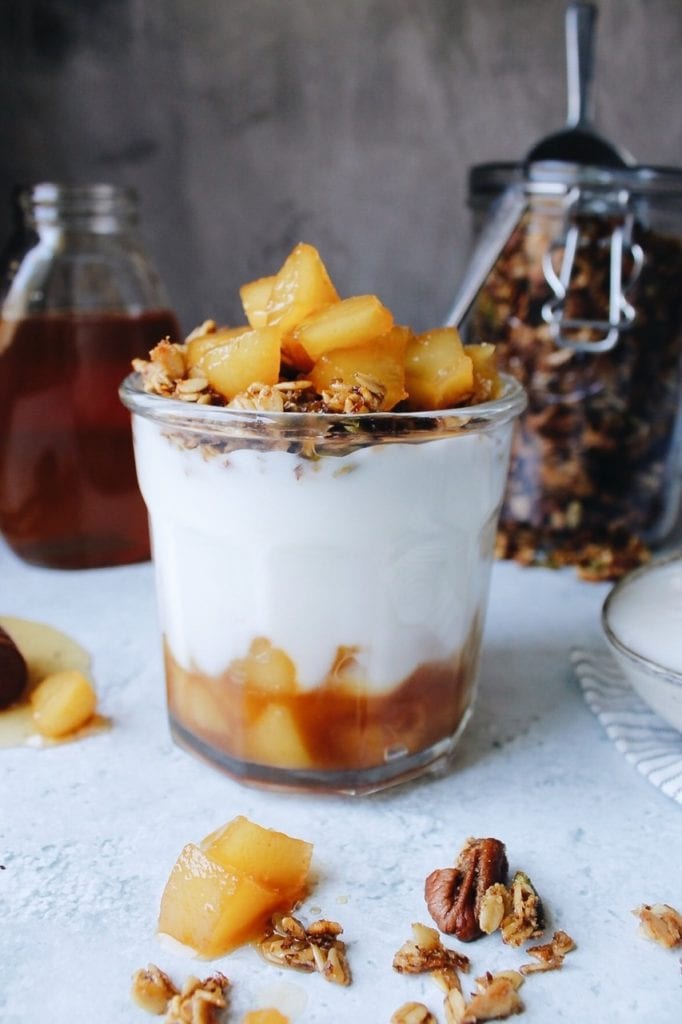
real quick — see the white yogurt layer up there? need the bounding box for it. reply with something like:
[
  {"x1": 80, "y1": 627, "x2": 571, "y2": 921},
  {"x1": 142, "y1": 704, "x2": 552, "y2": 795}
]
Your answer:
[
  {"x1": 132, "y1": 416, "x2": 512, "y2": 692},
  {"x1": 607, "y1": 557, "x2": 682, "y2": 673}
]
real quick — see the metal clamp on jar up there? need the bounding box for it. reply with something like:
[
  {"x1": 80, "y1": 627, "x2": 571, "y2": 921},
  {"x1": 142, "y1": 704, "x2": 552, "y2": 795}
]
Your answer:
[{"x1": 541, "y1": 178, "x2": 644, "y2": 354}]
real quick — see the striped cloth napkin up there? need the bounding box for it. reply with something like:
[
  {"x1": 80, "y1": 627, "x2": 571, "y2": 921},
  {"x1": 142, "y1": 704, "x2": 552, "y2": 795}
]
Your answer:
[{"x1": 571, "y1": 647, "x2": 682, "y2": 806}]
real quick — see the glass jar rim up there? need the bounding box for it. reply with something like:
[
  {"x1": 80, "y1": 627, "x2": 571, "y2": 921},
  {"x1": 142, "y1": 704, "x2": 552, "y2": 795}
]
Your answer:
[
  {"x1": 120, "y1": 371, "x2": 526, "y2": 445},
  {"x1": 469, "y1": 160, "x2": 682, "y2": 201},
  {"x1": 22, "y1": 181, "x2": 138, "y2": 199},
  {"x1": 18, "y1": 182, "x2": 139, "y2": 224}
]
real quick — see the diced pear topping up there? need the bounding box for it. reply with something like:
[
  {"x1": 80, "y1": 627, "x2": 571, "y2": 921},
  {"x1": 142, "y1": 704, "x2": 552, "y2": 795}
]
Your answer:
[
  {"x1": 158, "y1": 818, "x2": 313, "y2": 958},
  {"x1": 201, "y1": 326, "x2": 281, "y2": 400},
  {"x1": 30, "y1": 669, "x2": 96, "y2": 738},
  {"x1": 290, "y1": 294, "x2": 394, "y2": 364},
  {"x1": 310, "y1": 324, "x2": 410, "y2": 411},
  {"x1": 467, "y1": 342, "x2": 503, "y2": 402},
  {"x1": 266, "y1": 242, "x2": 340, "y2": 337},
  {"x1": 185, "y1": 325, "x2": 247, "y2": 370},
  {"x1": 158, "y1": 843, "x2": 279, "y2": 957},
  {"x1": 405, "y1": 327, "x2": 474, "y2": 411},
  {"x1": 134, "y1": 241, "x2": 503, "y2": 411},
  {"x1": 240, "y1": 274, "x2": 276, "y2": 328},
  {"x1": 201, "y1": 815, "x2": 312, "y2": 897}
]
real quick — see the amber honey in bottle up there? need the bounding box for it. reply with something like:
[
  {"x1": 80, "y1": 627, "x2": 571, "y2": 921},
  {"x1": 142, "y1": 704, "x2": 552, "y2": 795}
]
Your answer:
[{"x1": 0, "y1": 183, "x2": 180, "y2": 569}]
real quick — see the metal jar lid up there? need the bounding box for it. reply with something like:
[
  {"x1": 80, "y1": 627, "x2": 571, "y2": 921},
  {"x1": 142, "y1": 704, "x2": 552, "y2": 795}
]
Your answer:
[{"x1": 469, "y1": 160, "x2": 682, "y2": 201}]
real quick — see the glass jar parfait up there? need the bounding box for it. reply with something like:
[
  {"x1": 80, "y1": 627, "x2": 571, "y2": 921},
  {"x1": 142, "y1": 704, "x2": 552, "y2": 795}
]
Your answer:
[
  {"x1": 120, "y1": 372, "x2": 525, "y2": 794},
  {"x1": 458, "y1": 161, "x2": 682, "y2": 575},
  {"x1": 0, "y1": 183, "x2": 180, "y2": 569}
]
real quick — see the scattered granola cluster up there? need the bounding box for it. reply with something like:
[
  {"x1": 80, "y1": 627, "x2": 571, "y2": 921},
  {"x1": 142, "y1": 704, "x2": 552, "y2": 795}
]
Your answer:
[
  {"x1": 390, "y1": 1002, "x2": 439, "y2": 1024},
  {"x1": 130, "y1": 914, "x2": 349, "y2": 1024},
  {"x1": 397, "y1": 837, "x2": 576, "y2": 1023},
  {"x1": 518, "y1": 931, "x2": 576, "y2": 976},
  {"x1": 131, "y1": 965, "x2": 229, "y2": 1023},
  {"x1": 393, "y1": 922, "x2": 471, "y2": 987},
  {"x1": 390, "y1": 920, "x2": 577, "y2": 1024},
  {"x1": 258, "y1": 913, "x2": 351, "y2": 986},
  {"x1": 230, "y1": 376, "x2": 386, "y2": 415},
  {"x1": 132, "y1": 336, "x2": 387, "y2": 415},
  {"x1": 424, "y1": 839, "x2": 545, "y2": 948},
  {"x1": 132, "y1": 338, "x2": 212, "y2": 405},
  {"x1": 391, "y1": 922, "x2": 525, "y2": 1024},
  {"x1": 444, "y1": 970, "x2": 524, "y2": 1024},
  {"x1": 633, "y1": 903, "x2": 682, "y2": 950},
  {"x1": 132, "y1": 834, "x2": 682, "y2": 1022}
]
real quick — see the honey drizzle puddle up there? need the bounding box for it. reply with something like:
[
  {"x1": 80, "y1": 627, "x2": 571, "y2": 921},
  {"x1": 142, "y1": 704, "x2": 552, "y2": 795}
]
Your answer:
[
  {"x1": 0, "y1": 706, "x2": 109, "y2": 748},
  {"x1": 0, "y1": 615, "x2": 109, "y2": 748}
]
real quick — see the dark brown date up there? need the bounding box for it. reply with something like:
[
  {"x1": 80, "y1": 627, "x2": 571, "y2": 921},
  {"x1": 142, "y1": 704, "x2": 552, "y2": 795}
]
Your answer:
[{"x1": 0, "y1": 624, "x2": 28, "y2": 708}]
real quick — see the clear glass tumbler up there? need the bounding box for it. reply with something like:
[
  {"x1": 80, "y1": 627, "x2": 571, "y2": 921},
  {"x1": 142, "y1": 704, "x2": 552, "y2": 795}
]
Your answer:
[{"x1": 120, "y1": 372, "x2": 525, "y2": 794}]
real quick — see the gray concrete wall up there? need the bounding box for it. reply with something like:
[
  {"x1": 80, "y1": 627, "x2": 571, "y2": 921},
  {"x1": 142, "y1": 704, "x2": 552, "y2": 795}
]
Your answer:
[{"x1": 1, "y1": 0, "x2": 681, "y2": 333}]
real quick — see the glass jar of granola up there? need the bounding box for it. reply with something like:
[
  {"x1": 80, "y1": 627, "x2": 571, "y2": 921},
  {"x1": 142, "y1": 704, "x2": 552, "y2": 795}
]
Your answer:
[
  {"x1": 0, "y1": 183, "x2": 180, "y2": 569},
  {"x1": 458, "y1": 161, "x2": 682, "y2": 576}
]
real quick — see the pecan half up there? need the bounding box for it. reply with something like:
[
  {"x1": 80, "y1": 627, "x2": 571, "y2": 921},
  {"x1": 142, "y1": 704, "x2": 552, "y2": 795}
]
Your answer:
[{"x1": 425, "y1": 838, "x2": 508, "y2": 942}]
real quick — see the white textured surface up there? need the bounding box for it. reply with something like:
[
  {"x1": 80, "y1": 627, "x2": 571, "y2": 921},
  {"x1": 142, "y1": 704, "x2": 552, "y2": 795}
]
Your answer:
[{"x1": 1, "y1": 539, "x2": 681, "y2": 1023}]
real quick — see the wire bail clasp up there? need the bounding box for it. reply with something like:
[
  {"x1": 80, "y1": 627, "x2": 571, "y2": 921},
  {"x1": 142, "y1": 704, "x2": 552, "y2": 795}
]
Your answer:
[{"x1": 541, "y1": 186, "x2": 644, "y2": 353}]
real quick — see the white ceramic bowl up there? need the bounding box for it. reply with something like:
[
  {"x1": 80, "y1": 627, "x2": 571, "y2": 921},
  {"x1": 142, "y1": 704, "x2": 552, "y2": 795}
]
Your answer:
[{"x1": 602, "y1": 553, "x2": 682, "y2": 733}]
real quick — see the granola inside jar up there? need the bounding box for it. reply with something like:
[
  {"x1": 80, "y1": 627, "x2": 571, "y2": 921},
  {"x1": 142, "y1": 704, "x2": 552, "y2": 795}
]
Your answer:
[{"x1": 459, "y1": 162, "x2": 682, "y2": 576}]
